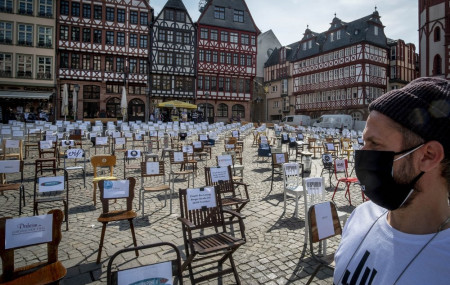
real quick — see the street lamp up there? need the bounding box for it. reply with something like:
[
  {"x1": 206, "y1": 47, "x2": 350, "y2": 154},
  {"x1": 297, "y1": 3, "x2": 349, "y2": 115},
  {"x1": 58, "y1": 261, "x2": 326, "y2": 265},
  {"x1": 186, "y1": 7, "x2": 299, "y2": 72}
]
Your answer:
[
  {"x1": 74, "y1": 84, "x2": 79, "y2": 120},
  {"x1": 204, "y1": 92, "x2": 210, "y2": 123}
]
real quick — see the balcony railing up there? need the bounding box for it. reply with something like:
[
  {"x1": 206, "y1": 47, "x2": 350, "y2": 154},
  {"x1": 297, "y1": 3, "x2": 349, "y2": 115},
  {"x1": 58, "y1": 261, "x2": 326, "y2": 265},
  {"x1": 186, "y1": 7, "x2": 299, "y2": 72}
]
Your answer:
[
  {"x1": 0, "y1": 38, "x2": 12, "y2": 45},
  {"x1": 18, "y1": 8, "x2": 33, "y2": 16},
  {"x1": 36, "y1": 72, "x2": 52, "y2": 80},
  {"x1": 38, "y1": 41, "x2": 52, "y2": 48},
  {"x1": 17, "y1": 71, "x2": 32, "y2": 79},
  {"x1": 0, "y1": 70, "x2": 12, "y2": 78},
  {"x1": 0, "y1": 7, "x2": 12, "y2": 13},
  {"x1": 18, "y1": 40, "x2": 33, "y2": 47}
]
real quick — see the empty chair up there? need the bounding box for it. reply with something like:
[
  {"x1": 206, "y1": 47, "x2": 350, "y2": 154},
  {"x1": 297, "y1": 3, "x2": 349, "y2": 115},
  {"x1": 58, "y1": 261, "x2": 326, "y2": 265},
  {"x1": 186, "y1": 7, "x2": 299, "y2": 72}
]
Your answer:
[
  {"x1": 178, "y1": 185, "x2": 246, "y2": 284},
  {"x1": 140, "y1": 161, "x2": 171, "y2": 217},
  {"x1": 0, "y1": 160, "x2": 25, "y2": 215},
  {"x1": 63, "y1": 146, "x2": 87, "y2": 188},
  {"x1": 331, "y1": 158, "x2": 359, "y2": 206},
  {"x1": 0, "y1": 209, "x2": 66, "y2": 284},
  {"x1": 96, "y1": 178, "x2": 138, "y2": 264},
  {"x1": 91, "y1": 155, "x2": 118, "y2": 206},
  {"x1": 123, "y1": 149, "x2": 143, "y2": 179},
  {"x1": 169, "y1": 151, "x2": 195, "y2": 206},
  {"x1": 2, "y1": 139, "x2": 23, "y2": 160},
  {"x1": 282, "y1": 162, "x2": 305, "y2": 218},
  {"x1": 270, "y1": 152, "x2": 289, "y2": 192},
  {"x1": 320, "y1": 153, "x2": 334, "y2": 188}
]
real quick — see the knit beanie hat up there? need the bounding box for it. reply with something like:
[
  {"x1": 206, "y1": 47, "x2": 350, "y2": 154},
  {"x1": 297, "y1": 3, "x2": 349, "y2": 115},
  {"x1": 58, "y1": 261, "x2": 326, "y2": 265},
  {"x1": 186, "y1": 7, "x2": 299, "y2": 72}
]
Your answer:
[{"x1": 369, "y1": 77, "x2": 450, "y2": 156}]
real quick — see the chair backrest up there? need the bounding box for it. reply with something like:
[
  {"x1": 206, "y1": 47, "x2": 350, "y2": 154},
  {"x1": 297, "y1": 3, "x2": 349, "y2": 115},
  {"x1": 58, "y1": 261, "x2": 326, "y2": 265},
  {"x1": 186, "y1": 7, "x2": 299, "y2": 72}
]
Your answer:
[
  {"x1": 324, "y1": 142, "x2": 335, "y2": 152},
  {"x1": 179, "y1": 186, "x2": 225, "y2": 230},
  {"x1": 98, "y1": 177, "x2": 135, "y2": 213},
  {"x1": 303, "y1": 177, "x2": 326, "y2": 206},
  {"x1": 282, "y1": 163, "x2": 303, "y2": 189},
  {"x1": 217, "y1": 154, "x2": 233, "y2": 167},
  {"x1": 106, "y1": 242, "x2": 183, "y2": 285},
  {"x1": 170, "y1": 151, "x2": 187, "y2": 165},
  {"x1": 0, "y1": 160, "x2": 24, "y2": 182},
  {"x1": 0, "y1": 209, "x2": 64, "y2": 281},
  {"x1": 308, "y1": 201, "x2": 342, "y2": 246},
  {"x1": 192, "y1": 141, "x2": 203, "y2": 152},
  {"x1": 141, "y1": 161, "x2": 165, "y2": 179},
  {"x1": 204, "y1": 165, "x2": 232, "y2": 186},
  {"x1": 2, "y1": 139, "x2": 23, "y2": 160},
  {"x1": 91, "y1": 155, "x2": 116, "y2": 178},
  {"x1": 271, "y1": 152, "x2": 288, "y2": 167},
  {"x1": 334, "y1": 158, "x2": 349, "y2": 178},
  {"x1": 321, "y1": 153, "x2": 333, "y2": 169}
]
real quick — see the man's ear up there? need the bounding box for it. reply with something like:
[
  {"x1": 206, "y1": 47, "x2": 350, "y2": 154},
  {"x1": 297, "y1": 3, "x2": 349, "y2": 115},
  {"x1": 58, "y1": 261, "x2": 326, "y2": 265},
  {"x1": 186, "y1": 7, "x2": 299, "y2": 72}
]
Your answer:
[{"x1": 419, "y1": 141, "x2": 445, "y2": 172}]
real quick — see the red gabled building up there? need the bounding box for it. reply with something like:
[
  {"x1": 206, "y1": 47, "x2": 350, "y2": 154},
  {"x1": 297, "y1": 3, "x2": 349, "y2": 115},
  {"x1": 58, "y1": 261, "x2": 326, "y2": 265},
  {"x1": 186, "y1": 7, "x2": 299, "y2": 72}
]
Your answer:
[{"x1": 196, "y1": 0, "x2": 259, "y2": 123}]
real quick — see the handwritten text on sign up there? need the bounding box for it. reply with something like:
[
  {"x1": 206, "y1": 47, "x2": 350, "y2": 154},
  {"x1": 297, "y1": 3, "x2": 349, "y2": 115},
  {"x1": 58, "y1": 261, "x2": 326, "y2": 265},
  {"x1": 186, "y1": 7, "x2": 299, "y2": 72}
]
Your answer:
[
  {"x1": 103, "y1": 180, "x2": 129, "y2": 199},
  {"x1": 186, "y1": 187, "x2": 216, "y2": 211},
  {"x1": 5, "y1": 214, "x2": 53, "y2": 249},
  {"x1": 66, "y1": 148, "x2": 84, "y2": 159},
  {"x1": 210, "y1": 167, "x2": 229, "y2": 183}
]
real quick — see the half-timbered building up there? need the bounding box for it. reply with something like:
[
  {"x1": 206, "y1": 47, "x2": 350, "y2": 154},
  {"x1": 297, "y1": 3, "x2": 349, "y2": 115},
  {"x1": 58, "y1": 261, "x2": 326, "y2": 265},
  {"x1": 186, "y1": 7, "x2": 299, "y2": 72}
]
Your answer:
[
  {"x1": 56, "y1": 0, "x2": 152, "y2": 121},
  {"x1": 387, "y1": 38, "x2": 419, "y2": 91},
  {"x1": 291, "y1": 11, "x2": 389, "y2": 121},
  {"x1": 149, "y1": 0, "x2": 196, "y2": 106},
  {"x1": 196, "y1": 0, "x2": 259, "y2": 123},
  {"x1": 419, "y1": 0, "x2": 450, "y2": 78}
]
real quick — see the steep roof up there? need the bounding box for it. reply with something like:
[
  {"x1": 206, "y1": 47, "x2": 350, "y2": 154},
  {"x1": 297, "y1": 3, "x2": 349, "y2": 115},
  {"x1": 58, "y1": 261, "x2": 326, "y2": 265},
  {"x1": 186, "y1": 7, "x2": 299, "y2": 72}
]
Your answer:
[
  {"x1": 163, "y1": 0, "x2": 187, "y2": 11},
  {"x1": 264, "y1": 42, "x2": 299, "y2": 67},
  {"x1": 198, "y1": 0, "x2": 259, "y2": 33}
]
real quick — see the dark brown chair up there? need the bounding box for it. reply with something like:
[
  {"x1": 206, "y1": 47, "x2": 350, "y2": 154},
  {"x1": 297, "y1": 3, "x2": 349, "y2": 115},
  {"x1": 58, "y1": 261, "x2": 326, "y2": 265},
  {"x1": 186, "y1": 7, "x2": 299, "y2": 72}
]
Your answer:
[
  {"x1": 140, "y1": 161, "x2": 170, "y2": 217},
  {"x1": 178, "y1": 185, "x2": 246, "y2": 284},
  {"x1": 97, "y1": 177, "x2": 138, "y2": 264},
  {"x1": 0, "y1": 209, "x2": 66, "y2": 284},
  {"x1": 205, "y1": 166, "x2": 249, "y2": 215},
  {"x1": 306, "y1": 201, "x2": 342, "y2": 285},
  {"x1": 123, "y1": 149, "x2": 143, "y2": 179},
  {"x1": 106, "y1": 242, "x2": 183, "y2": 285},
  {"x1": 270, "y1": 152, "x2": 289, "y2": 192}
]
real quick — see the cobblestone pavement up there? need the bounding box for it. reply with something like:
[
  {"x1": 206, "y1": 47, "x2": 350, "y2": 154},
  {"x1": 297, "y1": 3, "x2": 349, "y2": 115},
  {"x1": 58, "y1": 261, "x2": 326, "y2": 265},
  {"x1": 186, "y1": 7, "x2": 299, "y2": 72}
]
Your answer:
[{"x1": 0, "y1": 130, "x2": 365, "y2": 284}]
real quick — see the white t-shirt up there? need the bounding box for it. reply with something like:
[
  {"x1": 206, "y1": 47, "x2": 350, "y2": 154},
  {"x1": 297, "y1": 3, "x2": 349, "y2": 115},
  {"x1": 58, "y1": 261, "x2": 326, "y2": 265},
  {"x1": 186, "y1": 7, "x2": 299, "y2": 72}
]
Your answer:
[{"x1": 334, "y1": 201, "x2": 450, "y2": 285}]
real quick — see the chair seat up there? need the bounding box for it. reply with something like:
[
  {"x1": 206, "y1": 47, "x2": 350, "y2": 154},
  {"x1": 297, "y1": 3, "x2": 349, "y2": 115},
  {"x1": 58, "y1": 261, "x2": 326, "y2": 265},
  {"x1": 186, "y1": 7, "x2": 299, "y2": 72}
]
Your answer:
[
  {"x1": 222, "y1": 197, "x2": 249, "y2": 207},
  {"x1": 36, "y1": 194, "x2": 66, "y2": 203},
  {"x1": 0, "y1": 183, "x2": 21, "y2": 192},
  {"x1": 0, "y1": 261, "x2": 66, "y2": 285},
  {"x1": 65, "y1": 166, "x2": 84, "y2": 171},
  {"x1": 171, "y1": 170, "x2": 193, "y2": 175},
  {"x1": 98, "y1": 210, "x2": 137, "y2": 222},
  {"x1": 143, "y1": 184, "x2": 170, "y2": 192},
  {"x1": 285, "y1": 185, "x2": 304, "y2": 194},
  {"x1": 192, "y1": 232, "x2": 245, "y2": 254},
  {"x1": 338, "y1": 177, "x2": 358, "y2": 183},
  {"x1": 93, "y1": 176, "x2": 117, "y2": 182}
]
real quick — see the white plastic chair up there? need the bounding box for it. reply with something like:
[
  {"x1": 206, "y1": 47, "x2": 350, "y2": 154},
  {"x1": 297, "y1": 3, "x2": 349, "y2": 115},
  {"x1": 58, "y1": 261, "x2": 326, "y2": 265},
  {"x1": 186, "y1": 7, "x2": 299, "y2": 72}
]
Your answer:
[{"x1": 282, "y1": 162, "x2": 305, "y2": 218}]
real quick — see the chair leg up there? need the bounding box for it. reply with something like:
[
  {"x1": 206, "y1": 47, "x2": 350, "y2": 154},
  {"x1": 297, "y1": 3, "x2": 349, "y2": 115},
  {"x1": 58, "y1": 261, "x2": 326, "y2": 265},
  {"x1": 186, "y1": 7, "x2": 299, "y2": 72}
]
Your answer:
[
  {"x1": 96, "y1": 223, "x2": 107, "y2": 264},
  {"x1": 331, "y1": 181, "x2": 340, "y2": 201},
  {"x1": 128, "y1": 219, "x2": 139, "y2": 257},
  {"x1": 228, "y1": 253, "x2": 241, "y2": 285},
  {"x1": 93, "y1": 183, "x2": 97, "y2": 206},
  {"x1": 141, "y1": 191, "x2": 145, "y2": 218},
  {"x1": 270, "y1": 168, "x2": 274, "y2": 192},
  {"x1": 346, "y1": 184, "x2": 352, "y2": 206},
  {"x1": 63, "y1": 200, "x2": 69, "y2": 231}
]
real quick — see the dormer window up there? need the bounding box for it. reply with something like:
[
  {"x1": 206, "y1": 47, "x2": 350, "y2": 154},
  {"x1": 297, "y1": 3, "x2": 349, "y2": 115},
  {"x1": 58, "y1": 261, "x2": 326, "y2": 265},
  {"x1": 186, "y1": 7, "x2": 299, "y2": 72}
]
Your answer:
[
  {"x1": 330, "y1": 32, "x2": 334, "y2": 42},
  {"x1": 302, "y1": 42, "x2": 307, "y2": 51},
  {"x1": 214, "y1": 6, "x2": 225, "y2": 20},
  {"x1": 337, "y1": 30, "x2": 341, "y2": 40},
  {"x1": 374, "y1": 26, "x2": 378, "y2": 36},
  {"x1": 308, "y1": 41, "x2": 312, "y2": 49}
]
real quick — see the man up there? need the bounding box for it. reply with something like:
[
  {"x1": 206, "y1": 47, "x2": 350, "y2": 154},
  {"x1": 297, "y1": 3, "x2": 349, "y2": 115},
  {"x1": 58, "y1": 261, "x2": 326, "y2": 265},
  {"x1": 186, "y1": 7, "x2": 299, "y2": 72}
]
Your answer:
[{"x1": 334, "y1": 77, "x2": 450, "y2": 284}]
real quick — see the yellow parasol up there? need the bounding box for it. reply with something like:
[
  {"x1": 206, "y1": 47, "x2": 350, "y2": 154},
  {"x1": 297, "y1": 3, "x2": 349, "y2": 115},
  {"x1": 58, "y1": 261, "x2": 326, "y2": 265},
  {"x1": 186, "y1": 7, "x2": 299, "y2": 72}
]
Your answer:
[{"x1": 157, "y1": 100, "x2": 197, "y2": 109}]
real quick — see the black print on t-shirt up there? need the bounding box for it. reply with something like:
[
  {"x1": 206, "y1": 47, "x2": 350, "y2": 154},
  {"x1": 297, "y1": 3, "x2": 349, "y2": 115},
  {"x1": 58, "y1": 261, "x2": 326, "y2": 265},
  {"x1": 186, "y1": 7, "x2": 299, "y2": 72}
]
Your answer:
[{"x1": 341, "y1": 250, "x2": 377, "y2": 285}]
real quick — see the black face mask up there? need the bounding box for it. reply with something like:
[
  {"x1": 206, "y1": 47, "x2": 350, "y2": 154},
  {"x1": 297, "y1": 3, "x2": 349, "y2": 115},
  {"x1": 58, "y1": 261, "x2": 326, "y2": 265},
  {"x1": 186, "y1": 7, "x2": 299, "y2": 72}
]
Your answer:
[{"x1": 355, "y1": 145, "x2": 424, "y2": 211}]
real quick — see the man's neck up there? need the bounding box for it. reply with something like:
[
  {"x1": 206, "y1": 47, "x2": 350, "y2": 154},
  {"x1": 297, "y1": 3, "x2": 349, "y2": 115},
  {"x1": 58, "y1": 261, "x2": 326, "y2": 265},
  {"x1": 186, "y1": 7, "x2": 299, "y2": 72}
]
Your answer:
[{"x1": 387, "y1": 193, "x2": 450, "y2": 234}]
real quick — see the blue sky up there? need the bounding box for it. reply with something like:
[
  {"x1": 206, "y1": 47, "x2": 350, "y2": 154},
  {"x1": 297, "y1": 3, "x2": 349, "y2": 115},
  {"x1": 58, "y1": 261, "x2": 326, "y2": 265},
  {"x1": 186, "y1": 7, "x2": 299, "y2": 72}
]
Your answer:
[{"x1": 151, "y1": 0, "x2": 419, "y2": 47}]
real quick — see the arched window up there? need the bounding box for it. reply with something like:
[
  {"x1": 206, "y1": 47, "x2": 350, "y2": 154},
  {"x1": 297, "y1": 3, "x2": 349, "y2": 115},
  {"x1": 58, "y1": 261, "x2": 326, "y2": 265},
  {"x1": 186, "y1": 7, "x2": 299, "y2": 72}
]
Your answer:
[
  {"x1": 433, "y1": 54, "x2": 442, "y2": 75},
  {"x1": 128, "y1": 98, "x2": 145, "y2": 121},
  {"x1": 217, "y1": 103, "x2": 228, "y2": 117},
  {"x1": 106, "y1": 97, "x2": 121, "y2": 118},
  {"x1": 231, "y1": 104, "x2": 245, "y2": 119},
  {"x1": 434, "y1": 26, "x2": 441, "y2": 42}
]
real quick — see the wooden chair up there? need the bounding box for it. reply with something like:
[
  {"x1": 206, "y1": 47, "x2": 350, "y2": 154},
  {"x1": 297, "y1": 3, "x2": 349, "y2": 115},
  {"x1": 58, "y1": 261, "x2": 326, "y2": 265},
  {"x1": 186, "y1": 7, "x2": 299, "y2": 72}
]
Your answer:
[
  {"x1": 205, "y1": 166, "x2": 249, "y2": 215},
  {"x1": 270, "y1": 152, "x2": 289, "y2": 192},
  {"x1": 178, "y1": 185, "x2": 246, "y2": 284},
  {"x1": 36, "y1": 140, "x2": 57, "y2": 176},
  {"x1": 192, "y1": 141, "x2": 208, "y2": 163},
  {"x1": 323, "y1": 142, "x2": 338, "y2": 157},
  {"x1": 112, "y1": 136, "x2": 127, "y2": 156},
  {"x1": 91, "y1": 155, "x2": 118, "y2": 206},
  {"x1": 33, "y1": 167, "x2": 69, "y2": 231},
  {"x1": 305, "y1": 201, "x2": 342, "y2": 285},
  {"x1": 106, "y1": 242, "x2": 183, "y2": 285},
  {"x1": 24, "y1": 129, "x2": 41, "y2": 159},
  {"x1": 169, "y1": 152, "x2": 195, "y2": 209},
  {"x1": 131, "y1": 133, "x2": 146, "y2": 150},
  {"x1": 0, "y1": 209, "x2": 66, "y2": 284},
  {"x1": 2, "y1": 139, "x2": 23, "y2": 161},
  {"x1": 63, "y1": 147, "x2": 87, "y2": 188},
  {"x1": 123, "y1": 149, "x2": 143, "y2": 179},
  {"x1": 320, "y1": 153, "x2": 334, "y2": 188},
  {"x1": 331, "y1": 158, "x2": 359, "y2": 206},
  {"x1": 140, "y1": 161, "x2": 170, "y2": 217},
  {"x1": 97, "y1": 177, "x2": 138, "y2": 264},
  {"x1": 217, "y1": 153, "x2": 243, "y2": 182},
  {"x1": 0, "y1": 160, "x2": 25, "y2": 215}
]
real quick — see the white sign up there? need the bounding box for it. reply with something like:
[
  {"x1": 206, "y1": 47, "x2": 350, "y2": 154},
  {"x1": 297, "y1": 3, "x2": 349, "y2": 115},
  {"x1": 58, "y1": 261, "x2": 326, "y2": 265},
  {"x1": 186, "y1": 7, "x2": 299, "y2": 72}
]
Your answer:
[
  {"x1": 217, "y1": 155, "x2": 232, "y2": 167},
  {"x1": 61, "y1": 140, "x2": 75, "y2": 147},
  {"x1": 124, "y1": 132, "x2": 133, "y2": 138},
  {"x1": 276, "y1": 153, "x2": 286, "y2": 164},
  {"x1": 193, "y1": 141, "x2": 202, "y2": 149},
  {"x1": 232, "y1": 131, "x2": 239, "y2": 138},
  {"x1": 127, "y1": 150, "x2": 141, "y2": 158},
  {"x1": 0, "y1": 160, "x2": 20, "y2": 173},
  {"x1": 199, "y1": 134, "x2": 208, "y2": 141},
  {"x1": 5, "y1": 139, "x2": 20, "y2": 148},
  {"x1": 297, "y1": 134, "x2": 304, "y2": 140},
  {"x1": 40, "y1": 140, "x2": 53, "y2": 150},
  {"x1": 117, "y1": 261, "x2": 173, "y2": 285},
  {"x1": 326, "y1": 143, "x2": 335, "y2": 151},
  {"x1": 182, "y1": 145, "x2": 193, "y2": 154},
  {"x1": 210, "y1": 167, "x2": 230, "y2": 183},
  {"x1": 225, "y1": 144, "x2": 235, "y2": 149},
  {"x1": 113, "y1": 131, "x2": 121, "y2": 138},
  {"x1": 13, "y1": 130, "x2": 23, "y2": 137},
  {"x1": 173, "y1": 152, "x2": 184, "y2": 162},
  {"x1": 186, "y1": 187, "x2": 216, "y2": 211},
  {"x1": 39, "y1": 176, "x2": 65, "y2": 192},
  {"x1": 1, "y1": 129, "x2": 11, "y2": 135},
  {"x1": 315, "y1": 202, "x2": 336, "y2": 240},
  {"x1": 146, "y1": 162, "x2": 160, "y2": 175},
  {"x1": 305, "y1": 177, "x2": 323, "y2": 195},
  {"x1": 115, "y1": 137, "x2": 126, "y2": 145},
  {"x1": 5, "y1": 214, "x2": 53, "y2": 249},
  {"x1": 103, "y1": 180, "x2": 130, "y2": 199},
  {"x1": 46, "y1": 135, "x2": 57, "y2": 142},
  {"x1": 335, "y1": 159, "x2": 346, "y2": 172},
  {"x1": 96, "y1": 137, "x2": 108, "y2": 145},
  {"x1": 66, "y1": 148, "x2": 84, "y2": 159}
]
